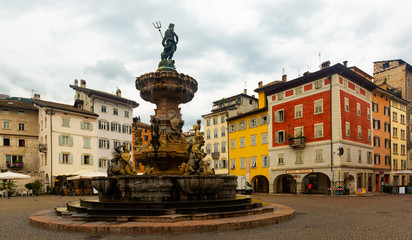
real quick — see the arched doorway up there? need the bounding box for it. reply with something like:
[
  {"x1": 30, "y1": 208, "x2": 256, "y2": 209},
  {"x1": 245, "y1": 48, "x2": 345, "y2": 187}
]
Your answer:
[
  {"x1": 302, "y1": 172, "x2": 330, "y2": 194},
  {"x1": 251, "y1": 175, "x2": 269, "y2": 193},
  {"x1": 274, "y1": 174, "x2": 296, "y2": 193},
  {"x1": 344, "y1": 175, "x2": 355, "y2": 194}
]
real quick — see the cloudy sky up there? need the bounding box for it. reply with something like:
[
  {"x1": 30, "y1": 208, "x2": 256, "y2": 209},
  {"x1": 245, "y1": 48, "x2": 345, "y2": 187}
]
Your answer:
[{"x1": 1, "y1": 0, "x2": 411, "y2": 130}]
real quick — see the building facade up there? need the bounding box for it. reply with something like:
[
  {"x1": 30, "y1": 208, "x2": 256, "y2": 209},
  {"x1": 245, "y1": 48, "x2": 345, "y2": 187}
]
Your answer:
[
  {"x1": 390, "y1": 99, "x2": 408, "y2": 185},
  {"x1": 70, "y1": 79, "x2": 138, "y2": 173},
  {"x1": 34, "y1": 98, "x2": 99, "y2": 189},
  {"x1": 132, "y1": 117, "x2": 151, "y2": 173},
  {"x1": 262, "y1": 63, "x2": 377, "y2": 194},
  {"x1": 202, "y1": 92, "x2": 258, "y2": 174}
]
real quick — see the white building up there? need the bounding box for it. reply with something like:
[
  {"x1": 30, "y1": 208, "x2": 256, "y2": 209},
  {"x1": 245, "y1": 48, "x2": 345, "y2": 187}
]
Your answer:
[
  {"x1": 33, "y1": 98, "x2": 99, "y2": 189},
  {"x1": 70, "y1": 80, "x2": 139, "y2": 172}
]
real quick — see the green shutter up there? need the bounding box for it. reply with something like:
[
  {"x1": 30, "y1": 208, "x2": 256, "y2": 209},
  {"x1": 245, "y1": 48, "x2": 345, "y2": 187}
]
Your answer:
[
  {"x1": 81, "y1": 155, "x2": 84, "y2": 164},
  {"x1": 59, "y1": 135, "x2": 63, "y2": 146},
  {"x1": 90, "y1": 123, "x2": 93, "y2": 131},
  {"x1": 69, "y1": 154, "x2": 73, "y2": 164},
  {"x1": 275, "y1": 132, "x2": 279, "y2": 143},
  {"x1": 59, "y1": 153, "x2": 63, "y2": 164},
  {"x1": 90, "y1": 155, "x2": 93, "y2": 165},
  {"x1": 107, "y1": 140, "x2": 110, "y2": 149},
  {"x1": 69, "y1": 136, "x2": 73, "y2": 147}
]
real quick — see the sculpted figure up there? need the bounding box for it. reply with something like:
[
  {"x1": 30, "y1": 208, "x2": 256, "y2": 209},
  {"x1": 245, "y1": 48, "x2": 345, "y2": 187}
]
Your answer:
[
  {"x1": 161, "y1": 23, "x2": 179, "y2": 61},
  {"x1": 107, "y1": 144, "x2": 137, "y2": 176},
  {"x1": 150, "y1": 116, "x2": 161, "y2": 150}
]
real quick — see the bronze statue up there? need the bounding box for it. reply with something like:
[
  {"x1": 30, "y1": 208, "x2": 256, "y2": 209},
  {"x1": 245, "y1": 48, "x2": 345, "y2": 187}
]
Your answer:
[{"x1": 161, "y1": 23, "x2": 178, "y2": 61}]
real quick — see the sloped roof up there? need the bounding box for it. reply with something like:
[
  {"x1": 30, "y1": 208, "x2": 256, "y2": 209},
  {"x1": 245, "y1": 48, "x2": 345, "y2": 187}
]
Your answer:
[
  {"x1": 32, "y1": 99, "x2": 98, "y2": 117},
  {"x1": 0, "y1": 99, "x2": 38, "y2": 111}
]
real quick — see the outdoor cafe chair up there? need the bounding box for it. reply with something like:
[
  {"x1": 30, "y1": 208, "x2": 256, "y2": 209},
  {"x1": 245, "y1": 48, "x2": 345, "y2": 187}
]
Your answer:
[{"x1": 0, "y1": 190, "x2": 7, "y2": 197}]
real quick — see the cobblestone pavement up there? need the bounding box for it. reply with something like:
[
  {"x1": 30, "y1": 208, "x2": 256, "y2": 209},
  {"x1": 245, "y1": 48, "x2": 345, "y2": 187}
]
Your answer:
[{"x1": 0, "y1": 193, "x2": 411, "y2": 240}]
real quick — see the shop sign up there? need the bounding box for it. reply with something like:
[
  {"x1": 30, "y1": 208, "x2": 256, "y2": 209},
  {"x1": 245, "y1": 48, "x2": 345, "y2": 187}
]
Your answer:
[{"x1": 286, "y1": 169, "x2": 313, "y2": 174}]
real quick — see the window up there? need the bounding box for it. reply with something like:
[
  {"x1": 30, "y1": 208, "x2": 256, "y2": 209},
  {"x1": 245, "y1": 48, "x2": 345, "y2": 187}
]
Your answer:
[
  {"x1": 315, "y1": 149, "x2": 323, "y2": 162},
  {"x1": 240, "y1": 137, "x2": 245, "y2": 148},
  {"x1": 262, "y1": 155, "x2": 269, "y2": 167},
  {"x1": 275, "y1": 110, "x2": 285, "y2": 123},
  {"x1": 213, "y1": 143, "x2": 219, "y2": 153},
  {"x1": 368, "y1": 129, "x2": 371, "y2": 142},
  {"x1": 295, "y1": 151, "x2": 303, "y2": 164},
  {"x1": 3, "y1": 138, "x2": 10, "y2": 146},
  {"x1": 221, "y1": 142, "x2": 226, "y2": 153},
  {"x1": 84, "y1": 138, "x2": 90, "y2": 148},
  {"x1": 401, "y1": 129, "x2": 405, "y2": 140},
  {"x1": 214, "y1": 129, "x2": 218, "y2": 138},
  {"x1": 101, "y1": 105, "x2": 106, "y2": 112},
  {"x1": 206, "y1": 145, "x2": 211, "y2": 154},
  {"x1": 260, "y1": 115, "x2": 269, "y2": 125},
  {"x1": 295, "y1": 105, "x2": 303, "y2": 119},
  {"x1": 81, "y1": 155, "x2": 93, "y2": 165},
  {"x1": 249, "y1": 118, "x2": 258, "y2": 128},
  {"x1": 295, "y1": 86, "x2": 302, "y2": 95},
  {"x1": 277, "y1": 92, "x2": 283, "y2": 100},
  {"x1": 221, "y1": 128, "x2": 226, "y2": 137},
  {"x1": 251, "y1": 156, "x2": 257, "y2": 168},
  {"x1": 374, "y1": 154, "x2": 381, "y2": 165},
  {"x1": 60, "y1": 153, "x2": 70, "y2": 164},
  {"x1": 221, "y1": 115, "x2": 225, "y2": 123},
  {"x1": 314, "y1": 100, "x2": 323, "y2": 114},
  {"x1": 393, "y1": 159, "x2": 398, "y2": 170},
  {"x1": 314, "y1": 79, "x2": 322, "y2": 89},
  {"x1": 238, "y1": 121, "x2": 246, "y2": 130},
  {"x1": 229, "y1": 124, "x2": 236, "y2": 132},
  {"x1": 99, "y1": 139, "x2": 110, "y2": 149},
  {"x1": 294, "y1": 126, "x2": 303, "y2": 137},
  {"x1": 385, "y1": 139, "x2": 390, "y2": 149},
  {"x1": 358, "y1": 150, "x2": 362, "y2": 163},
  {"x1": 385, "y1": 155, "x2": 391, "y2": 165},
  {"x1": 206, "y1": 119, "x2": 211, "y2": 126},
  {"x1": 367, "y1": 152, "x2": 372, "y2": 164},
  {"x1": 278, "y1": 153, "x2": 284, "y2": 164},
  {"x1": 261, "y1": 133, "x2": 268, "y2": 144},
  {"x1": 393, "y1": 127, "x2": 398, "y2": 138},
  {"x1": 384, "y1": 106, "x2": 390, "y2": 116},
  {"x1": 81, "y1": 121, "x2": 93, "y2": 131},
  {"x1": 113, "y1": 108, "x2": 118, "y2": 115},
  {"x1": 124, "y1": 111, "x2": 129, "y2": 118},
  {"x1": 251, "y1": 135, "x2": 257, "y2": 146},
  {"x1": 373, "y1": 119, "x2": 380, "y2": 129},
  {"x1": 392, "y1": 112, "x2": 398, "y2": 122},
  {"x1": 314, "y1": 123, "x2": 323, "y2": 138},
  {"x1": 230, "y1": 139, "x2": 236, "y2": 149},
  {"x1": 2, "y1": 121, "x2": 10, "y2": 129},
  {"x1": 230, "y1": 159, "x2": 236, "y2": 169},
  {"x1": 3, "y1": 109, "x2": 10, "y2": 114},
  {"x1": 367, "y1": 107, "x2": 370, "y2": 120},
  {"x1": 356, "y1": 86, "x2": 360, "y2": 94},
  {"x1": 400, "y1": 114, "x2": 405, "y2": 124},
  {"x1": 357, "y1": 126, "x2": 362, "y2": 139},
  {"x1": 123, "y1": 125, "x2": 131, "y2": 134},
  {"x1": 344, "y1": 98, "x2": 349, "y2": 112},
  {"x1": 240, "y1": 158, "x2": 245, "y2": 169},
  {"x1": 18, "y1": 123, "x2": 25, "y2": 131},
  {"x1": 372, "y1": 102, "x2": 378, "y2": 112},
  {"x1": 62, "y1": 118, "x2": 70, "y2": 127},
  {"x1": 19, "y1": 139, "x2": 25, "y2": 147},
  {"x1": 213, "y1": 117, "x2": 218, "y2": 125},
  {"x1": 401, "y1": 145, "x2": 406, "y2": 155},
  {"x1": 99, "y1": 158, "x2": 107, "y2": 168},
  {"x1": 393, "y1": 143, "x2": 398, "y2": 154},
  {"x1": 357, "y1": 103, "x2": 361, "y2": 116},
  {"x1": 59, "y1": 135, "x2": 73, "y2": 147},
  {"x1": 275, "y1": 131, "x2": 285, "y2": 143},
  {"x1": 222, "y1": 160, "x2": 227, "y2": 169},
  {"x1": 374, "y1": 136, "x2": 380, "y2": 147},
  {"x1": 206, "y1": 131, "x2": 211, "y2": 139},
  {"x1": 384, "y1": 122, "x2": 390, "y2": 132},
  {"x1": 18, "y1": 111, "x2": 24, "y2": 115},
  {"x1": 345, "y1": 122, "x2": 350, "y2": 136}
]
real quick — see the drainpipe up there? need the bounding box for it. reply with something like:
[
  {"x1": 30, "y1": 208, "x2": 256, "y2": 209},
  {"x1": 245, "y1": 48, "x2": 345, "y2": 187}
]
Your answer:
[
  {"x1": 46, "y1": 109, "x2": 56, "y2": 188},
  {"x1": 330, "y1": 75, "x2": 334, "y2": 188}
]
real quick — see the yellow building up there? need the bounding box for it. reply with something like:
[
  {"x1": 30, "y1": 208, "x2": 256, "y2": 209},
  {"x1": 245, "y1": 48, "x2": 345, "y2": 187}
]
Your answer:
[
  {"x1": 227, "y1": 85, "x2": 270, "y2": 192},
  {"x1": 390, "y1": 99, "x2": 408, "y2": 185}
]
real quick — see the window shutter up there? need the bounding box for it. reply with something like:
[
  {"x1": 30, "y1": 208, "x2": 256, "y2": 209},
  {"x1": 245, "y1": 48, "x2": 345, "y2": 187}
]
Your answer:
[
  {"x1": 275, "y1": 111, "x2": 279, "y2": 123},
  {"x1": 111, "y1": 122, "x2": 113, "y2": 131},
  {"x1": 99, "y1": 139, "x2": 101, "y2": 148},
  {"x1": 90, "y1": 155, "x2": 93, "y2": 165},
  {"x1": 275, "y1": 132, "x2": 279, "y2": 143},
  {"x1": 81, "y1": 155, "x2": 84, "y2": 164},
  {"x1": 59, "y1": 153, "x2": 63, "y2": 164},
  {"x1": 69, "y1": 136, "x2": 73, "y2": 147},
  {"x1": 107, "y1": 140, "x2": 110, "y2": 149},
  {"x1": 69, "y1": 154, "x2": 73, "y2": 164},
  {"x1": 129, "y1": 126, "x2": 131, "y2": 134},
  {"x1": 106, "y1": 122, "x2": 109, "y2": 131},
  {"x1": 90, "y1": 123, "x2": 93, "y2": 131},
  {"x1": 98, "y1": 120, "x2": 101, "y2": 129},
  {"x1": 81, "y1": 121, "x2": 84, "y2": 130},
  {"x1": 119, "y1": 124, "x2": 122, "y2": 133}
]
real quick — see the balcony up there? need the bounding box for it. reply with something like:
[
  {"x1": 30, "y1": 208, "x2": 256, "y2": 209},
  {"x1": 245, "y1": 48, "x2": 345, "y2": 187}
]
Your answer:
[
  {"x1": 38, "y1": 144, "x2": 47, "y2": 152},
  {"x1": 7, "y1": 162, "x2": 23, "y2": 169},
  {"x1": 211, "y1": 152, "x2": 220, "y2": 159},
  {"x1": 288, "y1": 136, "x2": 306, "y2": 148}
]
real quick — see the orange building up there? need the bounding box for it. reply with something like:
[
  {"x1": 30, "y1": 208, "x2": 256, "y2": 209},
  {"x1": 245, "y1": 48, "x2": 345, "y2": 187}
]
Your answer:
[
  {"x1": 371, "y1": 87, "x2": 391, "y2": 191},
  {"x1": 132, "y1": 117, "x2": 151, "y2": 173}
]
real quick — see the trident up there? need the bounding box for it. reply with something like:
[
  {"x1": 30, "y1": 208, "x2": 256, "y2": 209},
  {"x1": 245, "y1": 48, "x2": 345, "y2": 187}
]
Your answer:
[{"x1": 152, "y1": 21, "x2": 163, "y2": 39}]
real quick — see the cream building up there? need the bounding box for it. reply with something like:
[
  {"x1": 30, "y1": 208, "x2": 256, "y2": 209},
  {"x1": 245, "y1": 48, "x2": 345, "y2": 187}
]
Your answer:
[
  {"x1": 34, "y1": 98, "x2": 98, "y2": 189},
  {"x1": 390, "y1": 99, "x2": 408, "y2": 185}
]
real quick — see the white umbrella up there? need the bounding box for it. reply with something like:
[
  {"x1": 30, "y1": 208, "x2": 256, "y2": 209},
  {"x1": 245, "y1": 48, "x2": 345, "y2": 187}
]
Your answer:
[
  {"x1": 390, "y1": 170, "x2": 412, "y2": 175},
  {"x1": 67, "y1": 171, "x2": 107, "y2": 180},
  {"x1": 0, "y1": 171, "x2": 31, "y2": 180}
]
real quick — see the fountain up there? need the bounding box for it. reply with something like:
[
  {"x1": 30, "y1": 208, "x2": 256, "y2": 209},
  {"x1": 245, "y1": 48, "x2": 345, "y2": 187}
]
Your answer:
[{"x1": 29, "y1": 23, "x2": 294, "y2": 233}]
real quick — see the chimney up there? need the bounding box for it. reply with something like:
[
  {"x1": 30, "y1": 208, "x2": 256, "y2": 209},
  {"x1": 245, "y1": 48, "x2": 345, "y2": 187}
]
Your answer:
[
  {"x1": 252, "y1": 94, "x2": 255, "y2": 98},
  {"x1": 343, "y1": 61, "x2": 348, "y2": 67},
  {"x1": 74, "y1": 79, "x2": 78, "y2": 86},
  {"x1": 80, "y1": 79, "x2": 86, "y2": 88},
  {"x1": 282, "y1": 74, "x2": 287, "y2": 82},
  {"x1": 321, "y1": 60, "x2": 331, "y2": 69},
  {"x1": 258, "y1": 81, "x2": 263, "y2": 87},
  {"x1": 243, "y1": 89, "x2": 247, "y2": 95},
  {"x1": 33, "y1": 94, "x2": 40, "y2": 100},
  {"x1": 116, "y1": 89, "x2": 122, "y2": 97}
]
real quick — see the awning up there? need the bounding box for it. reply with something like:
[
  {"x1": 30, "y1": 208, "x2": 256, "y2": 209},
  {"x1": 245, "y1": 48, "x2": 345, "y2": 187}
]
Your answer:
[
  {"x1": 67, "y1": 171, "x2": 107, "y2": 180},
  {"x1": 390, "y1": 170, "x2": 412, "y2": 175}
]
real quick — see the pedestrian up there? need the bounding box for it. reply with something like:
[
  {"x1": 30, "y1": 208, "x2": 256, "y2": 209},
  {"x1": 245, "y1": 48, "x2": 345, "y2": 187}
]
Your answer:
[{"x1": 308, "y1": 183, "x2": 312, "y2": 194}]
